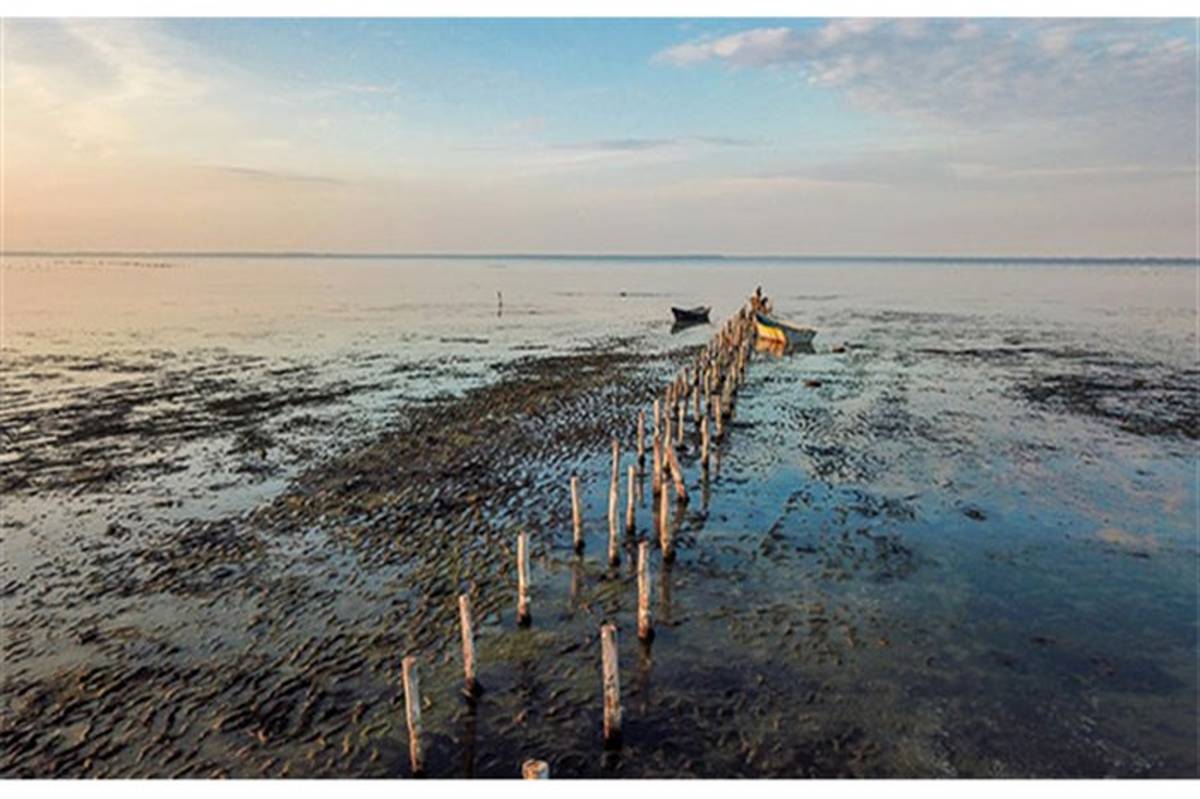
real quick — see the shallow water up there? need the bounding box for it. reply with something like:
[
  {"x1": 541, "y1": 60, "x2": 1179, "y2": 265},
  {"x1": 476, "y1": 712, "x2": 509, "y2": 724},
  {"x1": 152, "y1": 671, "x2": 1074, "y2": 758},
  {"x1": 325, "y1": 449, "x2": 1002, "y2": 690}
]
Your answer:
[{"x1": 1, "y1": 255, "x2": 1197, "y2": 776}]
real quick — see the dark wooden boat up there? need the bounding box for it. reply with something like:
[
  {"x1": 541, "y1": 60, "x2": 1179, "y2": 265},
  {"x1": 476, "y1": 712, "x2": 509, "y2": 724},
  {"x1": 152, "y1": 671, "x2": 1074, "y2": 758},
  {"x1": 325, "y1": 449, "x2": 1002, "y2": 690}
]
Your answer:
[{"x1": 671, "y1": 305, "x2": 711, "y2": 323}]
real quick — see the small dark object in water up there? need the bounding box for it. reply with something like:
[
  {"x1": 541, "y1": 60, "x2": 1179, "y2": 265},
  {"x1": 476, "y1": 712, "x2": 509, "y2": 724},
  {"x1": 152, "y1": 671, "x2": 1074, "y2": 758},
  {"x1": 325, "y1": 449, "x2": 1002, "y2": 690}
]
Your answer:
[
  {"x1": 962, "y1": 505, "x2": 987, "y2": 521},
  {"x1": 831, "y1": 343, "x2": 847, "y2": 354},
  {"x1": 804, "y1": 379, "x2": 823, "y2": 388},
  {"x1": 1030, "y1": 635, "x2": 1056, "y2": 646},
  {"x1": 671, "y1": 305, "x2": 711, "y2": 323}
]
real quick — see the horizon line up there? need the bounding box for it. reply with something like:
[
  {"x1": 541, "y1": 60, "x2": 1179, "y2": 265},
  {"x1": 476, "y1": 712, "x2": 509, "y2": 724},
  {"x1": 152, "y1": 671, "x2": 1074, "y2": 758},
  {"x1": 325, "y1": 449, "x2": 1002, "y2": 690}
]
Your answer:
[{"x1": 2, "y1": 250, "x2": 1197, "y2": 263}]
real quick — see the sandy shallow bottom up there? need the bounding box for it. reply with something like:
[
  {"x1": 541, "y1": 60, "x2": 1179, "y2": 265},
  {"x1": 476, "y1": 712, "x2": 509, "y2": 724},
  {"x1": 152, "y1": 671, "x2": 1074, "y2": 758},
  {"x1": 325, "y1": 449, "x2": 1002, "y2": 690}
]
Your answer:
[{"x1": 1, "y1": 260, "x2": 1196, "y2": 778}]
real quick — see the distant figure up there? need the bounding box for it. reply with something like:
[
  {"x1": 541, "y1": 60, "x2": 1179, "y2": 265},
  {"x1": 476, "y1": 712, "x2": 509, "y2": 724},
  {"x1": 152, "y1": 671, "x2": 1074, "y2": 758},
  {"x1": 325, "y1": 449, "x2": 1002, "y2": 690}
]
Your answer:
[
  {"x1": 752, "y1": 285, "x2": 769, "y2": 313},
  {"x1": 497, "y1": 290, "x2": 503, "y2": 318}
]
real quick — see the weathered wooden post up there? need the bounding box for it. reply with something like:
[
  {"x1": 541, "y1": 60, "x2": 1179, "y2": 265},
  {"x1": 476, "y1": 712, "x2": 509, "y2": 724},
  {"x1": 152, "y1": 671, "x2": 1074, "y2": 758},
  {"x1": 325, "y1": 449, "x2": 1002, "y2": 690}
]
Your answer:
[
  {"x1": 700, "y1": 414, "x2": 710, "y2": 469},
  {"x1": 610, "y1": 438, "x2": 620, "y2": 490},
  {"x1": 625, "y1": 464, "x2": 636, "y2": 534},
  {"x1": 517, "y1": 532, "x2": 531, "y2": 627},
  {"x1": 676, "y1": 399, "x2": 685, "y2": 447},
  {"x1": 402, "y1": 656, "x2": 425, "y2": 776},
  {"x1": 459, "y1": 594, "x2": 480, "y2": 699},
  {"x1": 522, "y1": 759, "x2": 550, "y2": 779},
  {"x1": 651, "y1": 434, "x2": 663, "y2": 496},
  {"x1": 663, "y1": 406, "x2": 672, "y2": 460},
  {"x1": 636, "y1": 410, "x2": 646, "y2": 466},
  {"x1": 653, "y1": 398, "x2": 661, "y2": 441},
  {"x1": 608, "y1": 468, "x2": 620, "y2": 567},
  {"x1": 637, "y1": 541, "x2": 653, "y2": 642},
  {"x1": 658, "y1": 477, "x2": 674, "y2": 562},
  {"x1": 714, "y1": 397, "x2": 724, "y2": 438},
  {"x1": 601, "y1": 624, "x2": 622, "y2": 748},
  {"x1": 570, "y1": 475, "x2": 584, "y2": 554}
]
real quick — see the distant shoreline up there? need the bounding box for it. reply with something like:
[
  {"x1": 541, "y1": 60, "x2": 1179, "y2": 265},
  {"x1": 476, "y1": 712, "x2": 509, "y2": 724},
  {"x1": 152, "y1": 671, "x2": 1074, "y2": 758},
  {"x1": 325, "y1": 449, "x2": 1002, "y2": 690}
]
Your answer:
[{"x1": 2, "y1": 251, "x2": 1197, "y2": 265}]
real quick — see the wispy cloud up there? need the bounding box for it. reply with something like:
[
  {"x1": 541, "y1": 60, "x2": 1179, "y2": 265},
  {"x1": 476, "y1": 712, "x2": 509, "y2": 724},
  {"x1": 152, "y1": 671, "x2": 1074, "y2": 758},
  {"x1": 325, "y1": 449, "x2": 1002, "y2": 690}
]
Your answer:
[
  {"x1": 205, "y1": 166, "x2": 346, "y2": 186},
  {"x1": 655, "y1": 19, "x2": 1195, "y2": 131},
  {"x1": 556, "y1": 136, "x2": 758, "y2": 151}
]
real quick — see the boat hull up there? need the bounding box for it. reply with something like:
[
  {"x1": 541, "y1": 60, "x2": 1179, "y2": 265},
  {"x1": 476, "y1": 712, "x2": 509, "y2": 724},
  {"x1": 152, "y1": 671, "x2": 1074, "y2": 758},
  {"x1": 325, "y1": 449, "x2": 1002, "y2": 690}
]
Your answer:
[
  {"x1": 754, "y1": 313, "x2": 816, "y2": 346},
  {"x1": 671, "y1": 306, "x2": 711, "y2": 323}
]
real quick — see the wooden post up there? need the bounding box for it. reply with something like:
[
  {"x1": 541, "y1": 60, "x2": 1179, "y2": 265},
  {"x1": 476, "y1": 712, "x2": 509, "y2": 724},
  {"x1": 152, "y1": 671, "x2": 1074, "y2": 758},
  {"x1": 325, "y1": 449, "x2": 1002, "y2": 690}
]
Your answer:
[
  {"x1": 653, "y1": 398, "x2": 661, "y2": 441},
  {"x1": 610, "y1": 438, "x2": 620, "y2": 490},
  {"x1": 570, "y1": 475, "x2": 584, "y2": 554},
  {"x1": 651, "y1": 434, "x2": 662, "y2": 496},
  {"x1": 700, "y1": 414, "x2": 710, "y2": 469},
  {"x1": 658, "y1": 477, "x2": 674, "y2": 562},
  {"x1": 694, "y1": 383, "x2": 701, "y2": 427},
  {"x1": 608, "y1": 468, "x2": 620, "y2": 567},
  {"x1": 663, "y1": 405, "x2": 672, "y2": 460},
  {"x1": 522, "y1": 759, "x2": 550, "y2": 779},
  {"x1": 402, "y1": 656, "x2": 424, "y2": 776},
  {"x1": 459, "y1": 594, "x2": 480, "y2": 699},
  {"x1": 625, "y1": 464, "x2": 636, "y2": 534},
  {"x1": 665, "y1": 444, "x2": 689, "y2": 504},
  {"x1": 676, "y1": 399, "x2": 684, "y2": 447},
  {"x1": 636, "y1": 410, "x2": 646, "y2": 466},
  {"x1": 601, "y1": 624, "x2": 622, "y2": 748},
  {"x1": 714, "y1": 397, "x2": 724, "y2": 438},
  {"x1": 637, "y1": 541, "x2": 653, "y2": 642},
  {"x1": 517, "y1": 532, "x2": 531, "y2": 627}
]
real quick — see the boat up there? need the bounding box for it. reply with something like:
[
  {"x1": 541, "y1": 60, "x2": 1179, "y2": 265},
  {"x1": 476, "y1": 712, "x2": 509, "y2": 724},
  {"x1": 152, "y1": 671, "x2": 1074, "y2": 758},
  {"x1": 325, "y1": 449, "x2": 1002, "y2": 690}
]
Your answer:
[
  {"x1": 671, "y1": 306, "x2": 711, "y2": 323},
  {"x1": 754, "y1": 336, "x2": 815, "y2": 356},
  {"x1": 754, "y1": 312, "x2": 816, "y2": 346}
]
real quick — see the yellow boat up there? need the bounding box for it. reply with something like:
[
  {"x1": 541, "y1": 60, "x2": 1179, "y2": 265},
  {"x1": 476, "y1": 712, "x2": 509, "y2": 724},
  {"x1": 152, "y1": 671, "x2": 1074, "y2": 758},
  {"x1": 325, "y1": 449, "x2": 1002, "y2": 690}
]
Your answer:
[{"x1": 754, "y1": 312, "x2": 816, "y2": 347}]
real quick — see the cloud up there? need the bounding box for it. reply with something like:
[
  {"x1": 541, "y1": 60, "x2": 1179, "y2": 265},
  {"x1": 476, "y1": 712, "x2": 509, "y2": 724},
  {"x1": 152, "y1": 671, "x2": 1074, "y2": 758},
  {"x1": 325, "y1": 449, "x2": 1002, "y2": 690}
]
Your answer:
[
  {"x1": 4, "y1": 19, "x2": 216, "y2": 158},
  {"x1": 551, "y1": 136, "x2": 759, "y2": 152},
  {"x1": 206, "y1": 166, "x2": 346, "y2": 186},
  {"x1": 554, "y1": 138, "x2": 677, "y2": 152},
  {"x1": 654, "y1": 19, "x2": 1195, "y2": 132}
]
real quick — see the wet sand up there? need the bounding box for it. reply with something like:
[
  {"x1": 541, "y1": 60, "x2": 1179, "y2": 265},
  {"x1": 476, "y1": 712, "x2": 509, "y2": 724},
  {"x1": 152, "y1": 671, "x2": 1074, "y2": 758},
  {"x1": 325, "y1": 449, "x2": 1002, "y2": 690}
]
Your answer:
[{"x1": 1, "y1": 257, "x2": 1196, "y2": 777}]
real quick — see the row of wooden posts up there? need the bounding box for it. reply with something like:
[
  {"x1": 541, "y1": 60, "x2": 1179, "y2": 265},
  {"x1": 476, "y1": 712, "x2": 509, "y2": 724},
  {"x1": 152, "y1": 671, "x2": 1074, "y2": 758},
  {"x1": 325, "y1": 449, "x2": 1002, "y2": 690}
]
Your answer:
[{"x1": 401, "y1": 299, "x2": 760, "y2": 778}]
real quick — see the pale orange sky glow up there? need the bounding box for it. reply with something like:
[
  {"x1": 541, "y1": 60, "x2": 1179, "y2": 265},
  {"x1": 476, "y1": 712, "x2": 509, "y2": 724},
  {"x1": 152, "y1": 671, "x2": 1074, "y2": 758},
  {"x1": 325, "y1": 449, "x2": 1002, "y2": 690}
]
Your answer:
[{"x1": 3, "y1": 17, "x2": 1197, "y2": 255}]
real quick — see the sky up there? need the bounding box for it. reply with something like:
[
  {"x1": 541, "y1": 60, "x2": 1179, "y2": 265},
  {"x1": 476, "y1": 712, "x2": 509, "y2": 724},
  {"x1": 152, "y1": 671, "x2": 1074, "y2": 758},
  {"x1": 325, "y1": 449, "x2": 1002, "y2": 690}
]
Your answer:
[{"x1": 2, "y1": 17, "x2": 1197, "y2": 256}]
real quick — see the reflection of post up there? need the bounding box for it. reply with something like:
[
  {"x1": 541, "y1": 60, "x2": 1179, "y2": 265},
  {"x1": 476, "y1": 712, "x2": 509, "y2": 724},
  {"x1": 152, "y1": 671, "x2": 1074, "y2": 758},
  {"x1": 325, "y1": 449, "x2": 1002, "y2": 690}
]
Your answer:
[
  {"x1": 571, "y1": 475, "x2": 584, "y2": 554},
  {"x1": 522, "y1": 759, "x2": 550, "y2": 779},
  {"x1": 665, "y1": 444, "x2": 689, "y2": 505},
  {"x1": 659, "y1": 559, "x2": 673, "y2": 625},
  {"x1": 461, "y1": 697, "x2": 477, "y2": 778},
  {"x1": 517, "y1": 532, "x2": 531, "y2": 627},
  {"x1": 601, "y1": 624, "x2": 622, "y2": 749},
  {"x1": 402, "y1": 656, "x2": 425, "y2": 776},
  {"x1": 569, "y1": 555, "x2": 583, "y2": 610}
]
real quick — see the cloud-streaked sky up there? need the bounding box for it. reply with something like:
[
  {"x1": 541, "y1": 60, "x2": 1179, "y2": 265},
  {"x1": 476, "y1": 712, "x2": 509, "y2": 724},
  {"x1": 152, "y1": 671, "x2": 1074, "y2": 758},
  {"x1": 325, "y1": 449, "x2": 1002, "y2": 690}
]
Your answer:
[{"x1": 3, "y1": 18, "x2": 1196, "y2": 255}]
